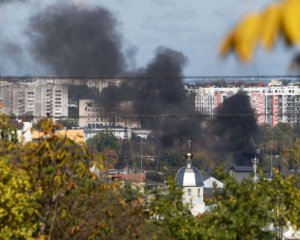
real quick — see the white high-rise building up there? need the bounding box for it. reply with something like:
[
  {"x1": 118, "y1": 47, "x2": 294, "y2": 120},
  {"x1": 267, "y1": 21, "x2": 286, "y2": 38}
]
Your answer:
[
  {"x1": 0, "y1": 79, "x2": 68, "y2": 121},
  {"x1": 195, "y1": 85, "x2": 300, "y2": 127}
]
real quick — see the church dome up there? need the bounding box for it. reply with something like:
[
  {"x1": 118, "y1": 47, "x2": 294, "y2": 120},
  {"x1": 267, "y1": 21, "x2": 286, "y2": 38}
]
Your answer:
[
  {"x1": 175, "y1": 152, "x2": 204, "y2": 187},
  {"x1": 176, "y1": 166, "x2": 204, "y2": 187}
]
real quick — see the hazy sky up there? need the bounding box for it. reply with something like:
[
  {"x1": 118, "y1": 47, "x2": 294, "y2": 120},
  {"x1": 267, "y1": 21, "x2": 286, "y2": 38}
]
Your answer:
[{"x1": 0, "y1": 0, "x2": 297, "y2": 76}]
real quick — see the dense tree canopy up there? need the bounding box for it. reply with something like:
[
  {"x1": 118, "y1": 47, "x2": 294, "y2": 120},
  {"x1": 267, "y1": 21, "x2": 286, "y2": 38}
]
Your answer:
[
  {"x1": 0, "y1": 157, "x2": 39, "y2": 239},
  {"x1": 86, "y1": 129, "x2": 120, "y2": 152}
]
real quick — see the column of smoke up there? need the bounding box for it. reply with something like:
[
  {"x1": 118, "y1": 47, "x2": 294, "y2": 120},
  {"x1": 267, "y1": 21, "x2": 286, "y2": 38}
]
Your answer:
[
  {"x1": 209, "y1": 91, "x2": 258, "y2": 165},
  {"x1": 136, "y1": 47, "x2": 201, "y2": 147},
  {"x1": 98, "y1": 47, "x2": 202, "y2": 147},
  {"x1": 28, "y1": 3, "x2": 126, "y2": 77}
]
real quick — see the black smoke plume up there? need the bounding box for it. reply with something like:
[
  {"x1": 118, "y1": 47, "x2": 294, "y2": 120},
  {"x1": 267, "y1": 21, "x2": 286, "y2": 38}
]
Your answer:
[
  {"x1": 97, "y1": 47, "x2": 202, "y2": 147},
  {"x1": 289, "y1": 52, "x2": 300, "y2": 74},
  {"x1": 98, "y1": 47, "x2": 188, "y2": 114},
  {"x1": 137, "y1": 47, "x2": 202, "y2": 146},
  {"x1": 138, "y1": 47, "x2": 187, "y2": 115},
  {"x1": 210, "y1": 91, "x2": 258, "y2": 165},
  {"x1": 28, "y1": 3, "x2": 126, "y2": 77},
  {"x1": 98, "y1": 83, "x2": 139, "y2": 109},
  {"x1": 0, "y1": 37, "x2": 24, "y2": 75}
]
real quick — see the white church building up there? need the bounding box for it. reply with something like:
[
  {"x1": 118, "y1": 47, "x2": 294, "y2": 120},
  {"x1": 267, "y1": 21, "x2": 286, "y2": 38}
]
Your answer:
[{"x1": 175, "y1": 152, "x2": 206, "y2": 216}]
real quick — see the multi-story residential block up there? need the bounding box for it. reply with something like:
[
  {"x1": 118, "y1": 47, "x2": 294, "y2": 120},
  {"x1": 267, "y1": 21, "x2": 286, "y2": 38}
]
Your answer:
[
  {"x1": 0, "y1": 79, "x2": 68, "y2": 121},
  {"x1": 79, "y1": 99, "x2": 140, "y2": 129},
  {"x1": 195, "y1": 85, "x2": 300, "y2": 127}
]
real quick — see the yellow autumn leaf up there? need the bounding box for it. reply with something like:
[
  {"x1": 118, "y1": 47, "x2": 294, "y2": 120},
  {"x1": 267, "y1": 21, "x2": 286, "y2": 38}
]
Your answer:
[
  {"x1": 219, "y1": 30, "x2": 235, "y2": 57},
  {"x1": 234, "y1": 13, "x2": 262, "y2": 62},
  {"x1": 220, "y1": 0, "x2": 300, "y2": 62},
  {"x1": 260, "y1": 3, "x2": 282, "y2": 49},
  {"x1": 39, "y1": 235, "x2": 47, "y2": 240},
  {"x1": 282, "y1": 0, "x2": 300, "y2": 44}
]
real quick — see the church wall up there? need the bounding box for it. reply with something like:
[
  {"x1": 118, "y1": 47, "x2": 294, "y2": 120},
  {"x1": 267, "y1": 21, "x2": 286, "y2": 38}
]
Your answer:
[{"x1": 182, "y1": 186, "x2": 205, "y2": 215}]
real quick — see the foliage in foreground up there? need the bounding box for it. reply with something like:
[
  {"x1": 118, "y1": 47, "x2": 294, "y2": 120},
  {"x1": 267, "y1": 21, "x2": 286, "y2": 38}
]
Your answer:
[
  {"x1": 0, "y1": 157, "x2": 40, "y2": 240},
  {"x1": 1, "y1": 118, "x2": 300, "y2": 239},
  {"x1": 0, "y1": 119, "x2": 157, "y2": 239}
]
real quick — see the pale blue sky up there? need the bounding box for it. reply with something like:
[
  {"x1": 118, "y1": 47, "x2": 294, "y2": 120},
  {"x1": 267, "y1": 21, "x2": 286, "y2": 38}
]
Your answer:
[
  {"x1": 0, "y1": 0, "x2": 297, "y2": 76},
  {"x1": 99, "y1": 0, "x2": 296, "y2": 76}
]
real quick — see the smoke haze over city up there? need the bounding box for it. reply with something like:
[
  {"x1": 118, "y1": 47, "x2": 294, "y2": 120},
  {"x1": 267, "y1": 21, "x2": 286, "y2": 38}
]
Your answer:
[{"x1": 0, "y1": 0, "x2": 298, "y2": 166}]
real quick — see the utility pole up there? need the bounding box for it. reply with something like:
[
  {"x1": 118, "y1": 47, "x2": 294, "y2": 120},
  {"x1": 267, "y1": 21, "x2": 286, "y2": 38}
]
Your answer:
[
  {"x1": 252, "y1": 148, "x2": 260, "y2": 184},
  {"x1": 140, "y1": 137, "x2": 143, "y2": 173},
  {"x1": 116, "y1": 127, "x2": 131, "y2": 171}
]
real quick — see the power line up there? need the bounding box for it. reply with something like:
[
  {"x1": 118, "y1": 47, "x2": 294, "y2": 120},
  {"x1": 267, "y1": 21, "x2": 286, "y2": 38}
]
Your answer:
[
  {"x1": 0, "y1": 75, "x2": 300, "y2": 80},
  {"x1": 13, "y1": 112, "x2": 300, "y2": 119}
]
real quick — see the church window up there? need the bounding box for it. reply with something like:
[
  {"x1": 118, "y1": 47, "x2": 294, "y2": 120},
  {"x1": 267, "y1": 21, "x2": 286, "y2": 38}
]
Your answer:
[
  {"x1": 198, "y1": 188, "x2": 200, "y2": 197},
  {"x1": 188, "y1": 189, "x2": 191, "y2": 196}
]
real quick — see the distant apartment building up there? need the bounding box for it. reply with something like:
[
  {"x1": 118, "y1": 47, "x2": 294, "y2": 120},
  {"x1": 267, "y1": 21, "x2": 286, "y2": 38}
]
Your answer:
[
  {"x1": 0, "y1": 79, "x2": 68, "y2": 121},
  {"x1": 79, "y1": 99, "x2": 140, "y2": 129},
  {"x1": 195, "y1": 85, "x2": 300, "y2": 126},
  {"x1": 46, "y1": 77, "x2": 141, "y2": 92}
]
